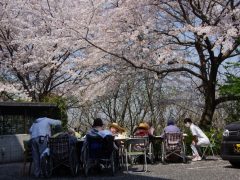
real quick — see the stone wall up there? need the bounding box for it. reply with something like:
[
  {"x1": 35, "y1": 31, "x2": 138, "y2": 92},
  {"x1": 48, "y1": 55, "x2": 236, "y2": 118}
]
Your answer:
[{"x1": 0, "y1": 134, "x2": 30, "y2": 163}]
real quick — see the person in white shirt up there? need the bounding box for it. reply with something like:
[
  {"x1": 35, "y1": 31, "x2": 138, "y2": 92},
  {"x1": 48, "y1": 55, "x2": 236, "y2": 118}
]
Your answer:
[
  {"x1": 184, "y1": 118, "x2": 210, "y2": 161},
  {"x1": 29, "y1": 117, "x2": 61, "y2": 178}
]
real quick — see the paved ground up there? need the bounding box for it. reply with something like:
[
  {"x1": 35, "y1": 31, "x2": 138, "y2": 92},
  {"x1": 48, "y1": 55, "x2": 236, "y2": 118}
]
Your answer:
[{"x1": 1, "y1": 157, "x2": 240, "y2": 180}]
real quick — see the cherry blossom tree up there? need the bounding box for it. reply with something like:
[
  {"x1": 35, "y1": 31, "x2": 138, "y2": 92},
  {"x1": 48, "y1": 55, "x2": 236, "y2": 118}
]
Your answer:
[
  {"x1": 1, "y1": 0, "x2": 239, "y2": 129},
  {"x1": 0, "y1": 0, "x2": 91, "y2": 101},
  {"x1": 60, "y1": 0, "x2": 240, "y2": 129}
]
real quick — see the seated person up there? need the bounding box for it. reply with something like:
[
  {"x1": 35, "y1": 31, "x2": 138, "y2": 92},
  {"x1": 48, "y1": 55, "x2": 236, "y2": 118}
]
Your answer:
[
  {"x1": 132, "y1": 122, "x2": 152, "y2": 153},
  {"x1": 52, "y1": 125, "x2": 77, "y2": 145},
  {"x1": 147, "y1": 121, "x2": 155, "y2": 136},
  {"x1": 109, "y1": 122, "x2": 126, "y2": 138},
  {"x1": 68, "y1": 128, "x2": 81, "y2": 138},
  {"x1": 108, "y1": 122, "x2": 127, "y2": 150},
  {"x1": 52, "y1": 125, "x2": 65, "y2": 138},
  {"x1": 184, "y1": 118, "x2": 210, "y2": 161},
  {"x1": 82, "y1": 118, "x2": 114, "y2": 161},
  {"x1": 134, "y1": 122, "x2": 150, "y2": 137},
  {"x1": 87, "y1": 118, "x2": 112, "y2": 138},
  {"x1": 74, "y1": 128, "x2": 82, "y2": 138},
  {"x1": 160, "y1": 118, "x2": 181, "y2": 138},
  {"x1": 160, "y1": 118, "x2": 182, "y2": 162}
]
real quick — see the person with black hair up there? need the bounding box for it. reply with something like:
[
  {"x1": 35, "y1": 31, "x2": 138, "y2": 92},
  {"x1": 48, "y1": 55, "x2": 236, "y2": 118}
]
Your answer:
[
  {"x1": 87, "y1": 118, "x2": 112, "y2": 138},
  {"x1": 81, "y1": 118, "x2": 114, "y2": 172},
  {"x1": 184, "y1": 118, "x2": 210, "y2": 161}
]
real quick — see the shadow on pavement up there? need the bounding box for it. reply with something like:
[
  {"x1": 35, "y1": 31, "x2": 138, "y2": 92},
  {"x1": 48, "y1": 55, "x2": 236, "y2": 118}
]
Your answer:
[
  {"x1": 223, "y1": 165, "x2": 240, "y2": 169},
  {"x1": 0, "y1": 162, "x2": 171, "y2": 180}
]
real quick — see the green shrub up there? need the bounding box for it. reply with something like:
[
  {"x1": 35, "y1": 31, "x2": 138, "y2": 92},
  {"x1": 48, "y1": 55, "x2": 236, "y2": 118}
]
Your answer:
[
  {"x1": 183, "y1": 129, "x2": 193, "y2": 155},
  {"x1": 42, "y1": 95, "x2": 68, "y2": 129},
  {"x1": 204, "y1": 129, "x2": 223, "y2": 155}
]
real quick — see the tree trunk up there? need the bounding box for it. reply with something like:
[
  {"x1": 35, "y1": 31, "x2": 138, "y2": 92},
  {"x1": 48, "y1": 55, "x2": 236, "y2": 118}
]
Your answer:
[
  {"x1": 199, "y1": 62, "x2": 218, "y2": 130},
  {"x1": 200, "y1": 98, "x2": 215, "y2": 130}
]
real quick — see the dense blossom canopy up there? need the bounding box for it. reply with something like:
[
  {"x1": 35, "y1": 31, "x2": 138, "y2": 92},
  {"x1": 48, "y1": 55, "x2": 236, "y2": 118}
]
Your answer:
[{"x1": 0, "y1": 0, "x2": 239, "y2": 105}]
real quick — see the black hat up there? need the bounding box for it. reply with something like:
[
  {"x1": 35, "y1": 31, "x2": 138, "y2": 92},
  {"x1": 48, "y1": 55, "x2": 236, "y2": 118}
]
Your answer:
[{"x1": 92, "y1": 118, "x2": 103, "y2": 127}]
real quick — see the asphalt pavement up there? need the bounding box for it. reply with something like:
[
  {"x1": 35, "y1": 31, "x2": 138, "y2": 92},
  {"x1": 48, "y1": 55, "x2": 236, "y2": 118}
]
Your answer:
[{"x1": 0, "y1": 157, "x2": 239, "y2": 180}]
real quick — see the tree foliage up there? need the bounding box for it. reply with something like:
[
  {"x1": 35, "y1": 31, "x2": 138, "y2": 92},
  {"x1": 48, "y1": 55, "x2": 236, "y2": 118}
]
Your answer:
[
  {"x1": 220, "y1": 62, "x2": 240, "y2": 96},
  {"x1": 42, "y1": 95, "x2": 68, "y2": 128}
]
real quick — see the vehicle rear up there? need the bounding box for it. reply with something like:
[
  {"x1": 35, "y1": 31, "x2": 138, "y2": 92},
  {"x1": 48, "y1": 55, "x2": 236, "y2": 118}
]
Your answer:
[{"x1": 221, "y1": 121, "x2": 240, "y2": 167}]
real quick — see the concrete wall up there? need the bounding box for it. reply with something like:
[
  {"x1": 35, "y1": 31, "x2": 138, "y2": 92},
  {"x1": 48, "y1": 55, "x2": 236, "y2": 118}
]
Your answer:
[{"x1": 0, "y1": 134, "x2": 30, "y2": 163}]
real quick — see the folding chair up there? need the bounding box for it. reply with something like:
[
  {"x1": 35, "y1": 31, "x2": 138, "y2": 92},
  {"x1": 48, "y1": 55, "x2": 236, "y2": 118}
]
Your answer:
[
  {"x1": 133, "y1": 135, "x2": 155, "y2": 164},
  {"x1": 201, "y1": 132, "x2": 217, "y2": 159},
  {"x1": 161, "y1": 133, "x2": 186, "y2": 164},
  {"x1": 124, "y1": 137, "x2": 148, "y2": 172}
]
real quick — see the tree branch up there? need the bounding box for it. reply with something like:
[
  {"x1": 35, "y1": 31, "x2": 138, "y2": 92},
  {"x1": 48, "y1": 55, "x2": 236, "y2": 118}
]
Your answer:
[{"x1": 82, "y1": 37, "x2": 203, "y2": 80}]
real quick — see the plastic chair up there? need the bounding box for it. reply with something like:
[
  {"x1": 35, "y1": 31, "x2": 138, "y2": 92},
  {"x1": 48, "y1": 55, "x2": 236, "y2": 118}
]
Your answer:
[
  {"x1": 124, "y1": 137, "x2": 148, "y2": 172},
  {"x1": 161, "y1": 133, "x2": 186, "y2": 164},
  {"x1": 201, "y1": 132, "x2": 217, "y2": 159}
]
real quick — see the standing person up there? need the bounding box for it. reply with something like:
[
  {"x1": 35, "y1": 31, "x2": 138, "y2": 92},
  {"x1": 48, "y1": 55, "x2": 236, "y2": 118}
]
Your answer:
[
  {"x1": 29, "y1": 117, "x2": 61, "y2": 177},
  {"x1": 184, "y1": 118, "x2": 210, "y2": 161}
]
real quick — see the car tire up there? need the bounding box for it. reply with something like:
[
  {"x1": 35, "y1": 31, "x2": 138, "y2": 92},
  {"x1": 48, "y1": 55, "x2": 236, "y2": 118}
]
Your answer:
[{"x1": 229, "y1": 160, "x2": 240, "y2": 168}]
